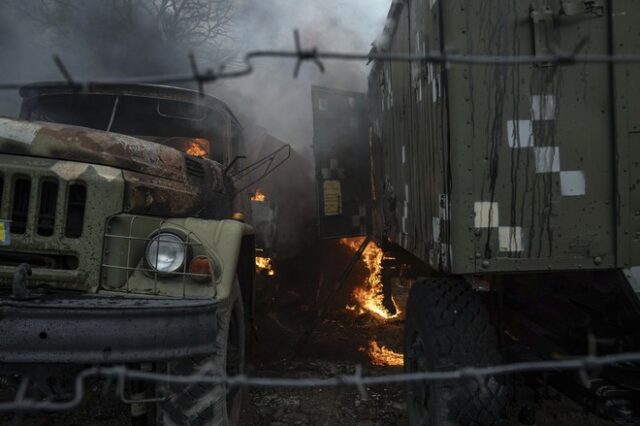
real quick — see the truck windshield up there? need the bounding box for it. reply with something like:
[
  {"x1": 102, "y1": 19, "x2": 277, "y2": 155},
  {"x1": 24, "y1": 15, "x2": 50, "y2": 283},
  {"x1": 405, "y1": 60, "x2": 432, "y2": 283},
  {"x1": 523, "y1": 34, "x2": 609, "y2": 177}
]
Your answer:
[{"x1": 22, "y1": 94, "x2": 228, "y2": 163}]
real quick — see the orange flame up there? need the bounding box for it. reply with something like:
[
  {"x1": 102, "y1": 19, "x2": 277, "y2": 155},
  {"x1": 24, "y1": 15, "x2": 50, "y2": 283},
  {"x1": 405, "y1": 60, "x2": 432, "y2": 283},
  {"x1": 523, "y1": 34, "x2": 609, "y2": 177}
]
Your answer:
[
  {"x1": 340, "y1": 237, "x2": 400, "y2": 320},
  {"x1": 185, "y1": 138, "x2": 210, "y2": 158},
  {"x1": 364, "y1": 341, "x2": 404, "y2": 367},
  {"x1": 255, "y1": 256, "x2": 275, "y2": 276},
  {"x1": 251, "y1": 189, "x2": 267, "y2": 202}
]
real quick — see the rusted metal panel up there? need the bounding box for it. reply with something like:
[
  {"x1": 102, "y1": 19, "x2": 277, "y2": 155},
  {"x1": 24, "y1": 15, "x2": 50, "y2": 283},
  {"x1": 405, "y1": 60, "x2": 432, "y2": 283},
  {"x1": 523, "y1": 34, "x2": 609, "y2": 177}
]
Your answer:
[
  {"x1": 0, "y1": 118, "x2": 235, "y2": 219},
  {"x1": 0, "y1": 118, "x2": 186, "y2": 181}
]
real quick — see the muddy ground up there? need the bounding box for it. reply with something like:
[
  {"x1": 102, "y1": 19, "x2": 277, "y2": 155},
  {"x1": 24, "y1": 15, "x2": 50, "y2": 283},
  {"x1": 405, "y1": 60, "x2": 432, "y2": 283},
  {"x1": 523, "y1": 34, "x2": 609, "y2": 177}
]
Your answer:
[{"x1": 0, "y1": 241, "x2": 616, "y2": 425}]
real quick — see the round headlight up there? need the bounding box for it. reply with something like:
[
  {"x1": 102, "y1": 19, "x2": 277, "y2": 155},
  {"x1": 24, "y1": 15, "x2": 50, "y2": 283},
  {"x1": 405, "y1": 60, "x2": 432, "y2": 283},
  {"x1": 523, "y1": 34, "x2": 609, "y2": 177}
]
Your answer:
[{"x1": 145, "y1": 233, "x2": 186, "y2": 273}]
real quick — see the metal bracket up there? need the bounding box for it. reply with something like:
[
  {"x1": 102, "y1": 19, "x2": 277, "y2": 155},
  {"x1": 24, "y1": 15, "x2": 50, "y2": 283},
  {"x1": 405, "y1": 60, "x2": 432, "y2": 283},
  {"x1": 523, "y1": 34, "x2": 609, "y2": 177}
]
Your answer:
[
  {"x1": 224, "y1": 155, "x2": 247, "y2": 175},
  {"x1": 561, "y1": 0, "x2": 604, "y2": 17},
  {"x1": 530, "y1": 6, "x2": 556, "y2": 66}
]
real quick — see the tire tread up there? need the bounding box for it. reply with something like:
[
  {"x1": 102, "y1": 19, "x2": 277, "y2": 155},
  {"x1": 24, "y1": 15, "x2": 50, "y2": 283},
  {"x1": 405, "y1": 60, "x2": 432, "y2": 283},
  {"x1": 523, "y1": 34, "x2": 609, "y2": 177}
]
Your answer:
[{"x1": 406, "y1": 277, "x2": 509, "y2": 426}]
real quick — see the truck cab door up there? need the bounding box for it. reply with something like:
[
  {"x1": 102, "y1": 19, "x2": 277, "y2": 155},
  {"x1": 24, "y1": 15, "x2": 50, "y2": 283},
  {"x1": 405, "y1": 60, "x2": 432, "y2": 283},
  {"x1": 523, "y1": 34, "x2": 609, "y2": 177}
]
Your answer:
[{"x1": 311, "y1": 86, "x2": 371, "y2": 239}]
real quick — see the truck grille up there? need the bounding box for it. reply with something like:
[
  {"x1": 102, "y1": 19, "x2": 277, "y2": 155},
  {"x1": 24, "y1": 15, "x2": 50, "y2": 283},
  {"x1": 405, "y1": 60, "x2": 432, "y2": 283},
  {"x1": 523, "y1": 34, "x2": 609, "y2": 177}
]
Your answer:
[
  {"x1": 11, "y1": 178, "x2": 31, "y2": 235},
  {"x1": 64, "y1": 184, "x2": 86, "y2": 238},
  {"x1": 0, "y1": 156, "x2": 122, "y2": 292},
  {"x1": 185, "y1": 156, "x2": 205, "y2": 179},
  {"x1": 37, "y1": 180, "x2": 58, "y2": 237},
  {"x1": 1, "y1": 174, "x2": 87, "y2": 240}
]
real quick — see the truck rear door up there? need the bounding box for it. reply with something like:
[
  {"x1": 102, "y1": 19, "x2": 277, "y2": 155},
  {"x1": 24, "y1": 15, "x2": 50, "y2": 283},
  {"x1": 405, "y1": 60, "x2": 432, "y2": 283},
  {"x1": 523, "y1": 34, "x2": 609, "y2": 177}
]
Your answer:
[{"x1": 311, "y1": 86, "x2": 371, "y2": 239}]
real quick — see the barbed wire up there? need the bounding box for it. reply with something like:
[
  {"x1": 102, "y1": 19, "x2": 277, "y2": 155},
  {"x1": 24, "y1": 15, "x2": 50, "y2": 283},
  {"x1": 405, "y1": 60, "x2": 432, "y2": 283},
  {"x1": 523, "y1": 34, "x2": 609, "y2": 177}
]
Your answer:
[
  {"x1": 1, "y1": 351, "x2": 640, "y2": 413},
  {"x1": 1, "y1": 28, "x2": 640, "y2": 418},
  {"x1": 1, "y1": 30, "x2": 640, "y2": 92}
]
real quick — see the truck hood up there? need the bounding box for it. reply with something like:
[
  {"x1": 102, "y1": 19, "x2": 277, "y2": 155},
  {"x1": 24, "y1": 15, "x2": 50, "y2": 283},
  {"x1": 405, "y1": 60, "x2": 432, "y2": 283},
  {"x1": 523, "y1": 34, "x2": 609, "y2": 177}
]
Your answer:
[
  {"x1": 0, "y1": 117, "x2": 233, "y2": 219},
  {"x1": 0, "y1": 117, "x2": 185, "y2": 181}
]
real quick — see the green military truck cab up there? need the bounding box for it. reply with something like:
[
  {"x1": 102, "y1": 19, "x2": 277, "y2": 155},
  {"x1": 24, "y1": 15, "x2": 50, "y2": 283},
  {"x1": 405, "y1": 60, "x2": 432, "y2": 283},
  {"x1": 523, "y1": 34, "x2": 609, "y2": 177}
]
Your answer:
[
  {"x1": 0, "y1": 84, "x2": 258, "y2": 424},
  {"x1": 313, "y1": 1, "x2": 640, "y2": 424}
]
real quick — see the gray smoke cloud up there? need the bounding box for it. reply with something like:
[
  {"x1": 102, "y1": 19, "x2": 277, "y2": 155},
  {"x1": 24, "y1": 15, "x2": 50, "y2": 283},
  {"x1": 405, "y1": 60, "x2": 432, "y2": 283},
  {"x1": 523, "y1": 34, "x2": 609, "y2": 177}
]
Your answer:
[
  {"x1": 0, "y1": 0, "x2": 390, "y2": 147},
  {"x1": 217, "y1": 0, "x2": 390, "y2": 158}
]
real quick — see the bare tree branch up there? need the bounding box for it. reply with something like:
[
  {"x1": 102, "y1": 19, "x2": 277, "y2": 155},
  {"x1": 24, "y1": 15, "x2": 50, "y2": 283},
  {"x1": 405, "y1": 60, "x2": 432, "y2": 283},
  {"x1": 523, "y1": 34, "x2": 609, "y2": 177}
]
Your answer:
[{"x1": 11, "y1": 0, "x2": 237, "y2": 69}]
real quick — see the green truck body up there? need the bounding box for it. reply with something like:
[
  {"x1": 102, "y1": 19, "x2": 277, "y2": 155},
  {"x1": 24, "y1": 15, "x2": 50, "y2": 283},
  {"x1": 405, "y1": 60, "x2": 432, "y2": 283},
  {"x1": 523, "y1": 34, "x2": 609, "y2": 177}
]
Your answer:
[
  {"x1": 366, "y1": 0, "x2": 639, "y2": 275},
  {"x1": 312, "y1": 2, "x2": 640, "y2": 423}
]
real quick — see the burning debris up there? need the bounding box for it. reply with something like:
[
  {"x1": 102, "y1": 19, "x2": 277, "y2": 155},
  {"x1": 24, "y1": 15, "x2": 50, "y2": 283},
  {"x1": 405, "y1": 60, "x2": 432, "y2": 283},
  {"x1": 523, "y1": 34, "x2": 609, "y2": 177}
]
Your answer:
[
  {"x1": 251, "y1": 188, "x2": 267, "y2": 202},
  {"x1": 340, "y1": 237, "x2": 400, "y2": 321},
  {"x1": 363, "y1": 341, "x2": 403, "y2": 367},
  {"x1": 162, "y1": 137, "x2": 211, "y2": 158},
  {"x1": 256, "y1": 256, "x2": 275, "y2": 276},
  {"x1": 339, "y1": 238, "x2": 404, "y2": 367},
  {"x1": 185, "y1": 138, "x2": 210, "y2": 158},
  {"x1": 251, "y1": 188, "x2": 275, "y2": 276}
]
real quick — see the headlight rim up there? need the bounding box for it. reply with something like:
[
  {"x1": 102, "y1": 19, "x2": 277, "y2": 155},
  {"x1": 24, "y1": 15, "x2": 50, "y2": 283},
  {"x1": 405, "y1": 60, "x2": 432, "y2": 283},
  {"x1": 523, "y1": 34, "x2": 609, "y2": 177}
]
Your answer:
[{"x1": 144, "y1": 231, "x2": 190, "y2": 275}]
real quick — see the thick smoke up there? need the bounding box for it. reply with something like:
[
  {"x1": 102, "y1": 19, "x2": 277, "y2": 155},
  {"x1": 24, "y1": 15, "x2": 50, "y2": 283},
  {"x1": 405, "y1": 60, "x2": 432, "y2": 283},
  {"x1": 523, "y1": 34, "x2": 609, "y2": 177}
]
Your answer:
[
  {"x1": 221, "y1": 1, "x2": 390, "y2": 256},
  {"x1": 217, "y1": 0, "x2": 390, "y2": 158},
  {"x1": 0, "y1": 0, "x2": 390, "y2": 255},
  {"x1": 0, "y1": 0, "x2": 390, "y2": 147},
  {"x1": 0, "y1": 0, "x2": 236, "y2": 115}
]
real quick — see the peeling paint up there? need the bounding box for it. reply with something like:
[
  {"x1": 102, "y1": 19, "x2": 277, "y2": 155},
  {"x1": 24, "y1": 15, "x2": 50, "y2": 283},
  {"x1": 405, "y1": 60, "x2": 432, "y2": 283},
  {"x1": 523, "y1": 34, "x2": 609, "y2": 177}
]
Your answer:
[
  {"x1": 531, "y1": 95, "x2": 557, "y2": 121},
  {"x1": 507, "y1": 120, "x2": 534, "y2": 148},
  {"x1": 499, "y1": 226, "x2": 524, "y2": 252},
  {"x1": 0, "y1": 118, "x2": 40, "y2": 145},
  {"x1": 534, "y1": 147, "x2": 561, "y2": 173},
  {"x1": 474, "y1": 201, "x2": 499, "y2": 228},
  {"x1": 50, "y1": 163, "x2": 90, "y2": 180}
]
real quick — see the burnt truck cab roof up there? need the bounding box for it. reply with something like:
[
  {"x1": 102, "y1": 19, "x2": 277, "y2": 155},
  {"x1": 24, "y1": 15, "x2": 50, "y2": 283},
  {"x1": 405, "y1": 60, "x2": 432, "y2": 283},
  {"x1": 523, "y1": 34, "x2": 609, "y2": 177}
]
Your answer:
[{"x1": 18, "y1": 83, "x2": 243, "y2": 166}]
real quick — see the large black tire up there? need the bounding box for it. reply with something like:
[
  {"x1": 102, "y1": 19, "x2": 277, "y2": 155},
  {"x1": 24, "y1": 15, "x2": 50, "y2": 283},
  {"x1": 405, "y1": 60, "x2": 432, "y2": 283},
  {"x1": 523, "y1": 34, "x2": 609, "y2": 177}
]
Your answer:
[
  {"x1": 404, "y1": 277, "x2": 508, "y2": 426},
  {"x1": 159, "y1": 281, "x2": 245, "y2": 426}
]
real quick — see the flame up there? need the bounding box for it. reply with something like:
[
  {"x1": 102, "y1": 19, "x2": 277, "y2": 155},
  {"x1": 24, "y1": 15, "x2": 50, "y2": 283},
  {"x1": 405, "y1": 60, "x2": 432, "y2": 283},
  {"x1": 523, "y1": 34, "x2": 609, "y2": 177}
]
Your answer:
[
  {"x1": 340, "y1": 237, "x2": 400, "y2": 320},
  {"x1": 364, "y1": 341, "x2": 404, "y2": 367},
  {"x1": 251, "y1": 189, "x2": 267, "y2": 202},
  {"x1": 185, "y1": 138, "x2": 209, "y2": 158},
  {"x1": 255, "y1": 256, "x2": 275, "y2": 276}
]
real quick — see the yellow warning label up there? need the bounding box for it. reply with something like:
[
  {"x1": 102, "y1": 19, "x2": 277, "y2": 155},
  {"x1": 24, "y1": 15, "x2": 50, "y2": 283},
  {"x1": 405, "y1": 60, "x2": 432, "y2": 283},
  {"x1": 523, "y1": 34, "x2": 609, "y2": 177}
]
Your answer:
[
  {"x1": 0, "y1": 221, "x2": 8, "y2": 246},
  {"x1": 323, "y1": 180, "x2": 342, "y2": 216}
]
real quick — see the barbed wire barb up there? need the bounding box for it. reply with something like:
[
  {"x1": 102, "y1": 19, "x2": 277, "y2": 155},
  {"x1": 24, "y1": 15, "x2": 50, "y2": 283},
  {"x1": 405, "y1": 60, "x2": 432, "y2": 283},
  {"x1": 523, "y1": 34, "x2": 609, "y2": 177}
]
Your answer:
[
  {"x1": 188, "y1": 51, "x2": 219, "y2": 96},
  {"x1": 52, "y1": 55, "x2": 75, "y2": 87},
  {"x1": 292, "y1": 29, "x2": 325, "y2": 78},
  {"x1": 352, "y1": 365, "x2": 369, "y2": 401}
]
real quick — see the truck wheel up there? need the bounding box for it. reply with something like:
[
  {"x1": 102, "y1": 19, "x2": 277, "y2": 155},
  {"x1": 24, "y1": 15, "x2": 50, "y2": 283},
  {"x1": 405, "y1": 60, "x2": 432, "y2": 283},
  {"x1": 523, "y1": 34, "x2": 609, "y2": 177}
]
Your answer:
[
  {"x1": 159, "y1": 282, "x2": 245, "y2": 426},
  {"x1": 404, "y1": 277, "x2": 508, "y2": 425}
]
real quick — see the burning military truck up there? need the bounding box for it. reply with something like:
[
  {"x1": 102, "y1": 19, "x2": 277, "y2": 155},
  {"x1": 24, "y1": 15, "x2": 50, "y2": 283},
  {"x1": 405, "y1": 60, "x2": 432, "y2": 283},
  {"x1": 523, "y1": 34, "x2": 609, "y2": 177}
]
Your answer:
[
  {"x1": 313, "y1": 1, "x2": 640, "y2": 424},
  {"x1": 0, "y1": 83, "x2": 288, "y2": 424}
]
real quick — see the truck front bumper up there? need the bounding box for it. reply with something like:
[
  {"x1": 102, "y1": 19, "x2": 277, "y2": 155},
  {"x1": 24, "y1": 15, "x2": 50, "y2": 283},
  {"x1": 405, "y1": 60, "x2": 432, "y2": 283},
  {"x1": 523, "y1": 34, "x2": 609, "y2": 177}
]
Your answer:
[{"x1": 0, "y1": 295, "x2": 221, "y2": 364}]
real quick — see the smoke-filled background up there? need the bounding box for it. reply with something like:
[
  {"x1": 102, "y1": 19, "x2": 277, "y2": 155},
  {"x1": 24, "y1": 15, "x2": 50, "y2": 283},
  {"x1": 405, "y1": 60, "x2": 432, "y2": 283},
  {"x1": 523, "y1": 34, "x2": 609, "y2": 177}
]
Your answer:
[{"x1": 0, "y1": 0, "x2": 391, "y2": 156}]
